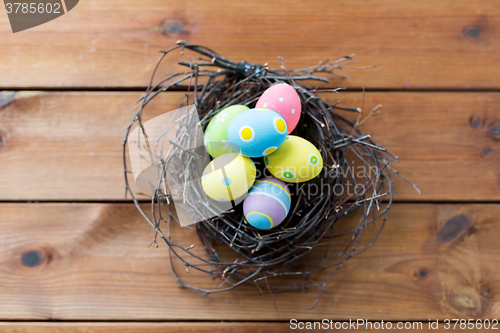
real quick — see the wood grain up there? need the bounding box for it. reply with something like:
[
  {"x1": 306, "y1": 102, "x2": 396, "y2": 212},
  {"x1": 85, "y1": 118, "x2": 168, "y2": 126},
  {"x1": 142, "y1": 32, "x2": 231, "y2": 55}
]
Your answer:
[
  {"x1": 0, "y1": 322, "x2": 494, "y2": 332},
  {"x1": 0, "y1": 0, "x2": 500, "y2": 89},
  {"x1": 0, "y1": 91, "x2": 499, "y2": 201},
  {"x1": 0, "y1": 203, "x2": 498, "y2": 321},
  {"x1": 0, "y1": 322, "x2": 290, "y2": 333}
]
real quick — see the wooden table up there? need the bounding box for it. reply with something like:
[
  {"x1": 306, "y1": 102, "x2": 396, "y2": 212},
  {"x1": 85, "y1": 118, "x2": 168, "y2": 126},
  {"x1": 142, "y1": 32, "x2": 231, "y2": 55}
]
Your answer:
[{"x1": 1, "y1": 0, "x2": 499, "y2": 331}]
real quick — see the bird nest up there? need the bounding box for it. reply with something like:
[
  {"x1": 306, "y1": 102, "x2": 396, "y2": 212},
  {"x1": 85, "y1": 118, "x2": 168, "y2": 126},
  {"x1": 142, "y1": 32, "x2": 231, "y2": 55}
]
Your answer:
[{"x1": 123, "y1": 41, "x2": 414, "y2": 309}]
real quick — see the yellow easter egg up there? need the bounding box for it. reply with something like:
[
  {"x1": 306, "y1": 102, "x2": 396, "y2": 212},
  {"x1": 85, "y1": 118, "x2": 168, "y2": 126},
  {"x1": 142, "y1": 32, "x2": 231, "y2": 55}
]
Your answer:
[
  {"x1": 264, "y1": 135, "x2": 323, "y2": 182},
  {"x1": 201, "y1": 153, "x2": 256, "y2": 201}
]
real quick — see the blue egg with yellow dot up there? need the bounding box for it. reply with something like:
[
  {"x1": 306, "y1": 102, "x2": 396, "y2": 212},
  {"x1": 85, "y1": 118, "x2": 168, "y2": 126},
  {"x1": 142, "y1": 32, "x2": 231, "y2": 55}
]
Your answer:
[{"x1": 226, "y1": 108, "x2": 288, "y2": 158}]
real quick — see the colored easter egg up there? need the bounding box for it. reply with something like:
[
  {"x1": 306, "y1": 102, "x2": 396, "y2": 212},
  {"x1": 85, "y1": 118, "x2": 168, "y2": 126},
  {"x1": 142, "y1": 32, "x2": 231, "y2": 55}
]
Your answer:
[
  {"x1": 256, "y1": 83, "x2": 301, "y2": 134},
  {"x1": 226, "y1": 108, "x2": 287, "y2": 158},
  {"x1": 201, "y1": 153, "x2": 256, "y2": 202},
  {"x1": 243, "y1": 177, "x2": 291, "y2": 230},
  {"x1": 204, "y1": 105, "x2": 249, "y2": 158},
  {"x1": 264, "y1": 135, "x2": 323, "y2": 183}
]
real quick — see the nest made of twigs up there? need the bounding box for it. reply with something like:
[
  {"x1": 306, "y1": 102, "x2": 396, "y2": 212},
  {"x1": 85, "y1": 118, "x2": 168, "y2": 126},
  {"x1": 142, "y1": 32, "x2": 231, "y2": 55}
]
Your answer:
[{"x1": 123, "y1": 41, "x2": 414, "y2": 310}]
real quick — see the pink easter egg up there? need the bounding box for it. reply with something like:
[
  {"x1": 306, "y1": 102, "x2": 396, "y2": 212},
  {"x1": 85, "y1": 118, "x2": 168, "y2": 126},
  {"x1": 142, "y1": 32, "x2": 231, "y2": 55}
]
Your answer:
[{"x1": 256, "y1": 83, "x2": 301, "y2": 134}]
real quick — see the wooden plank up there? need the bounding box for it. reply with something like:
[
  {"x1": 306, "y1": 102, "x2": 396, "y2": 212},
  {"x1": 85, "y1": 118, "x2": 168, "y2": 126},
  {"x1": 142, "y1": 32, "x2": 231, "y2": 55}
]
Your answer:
[
  {"x1": 0, "y1": 0, "x2": 500, "y2": 89},
  {"x1": 0, "y1": 322, "x2": 290, "y2": 333},
  {"x1": 0, "y1": 322, "x2": 495, "y2": 333},
  {"x1": 1, "y1": 91, "x2": 499, "y2": 201},
  {"x1": 0, "y1": 203, "x2": 498, "y2": 321}
]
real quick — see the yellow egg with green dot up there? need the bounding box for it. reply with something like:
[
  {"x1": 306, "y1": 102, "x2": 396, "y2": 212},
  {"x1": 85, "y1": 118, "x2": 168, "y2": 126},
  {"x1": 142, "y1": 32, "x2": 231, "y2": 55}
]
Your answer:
[{"x1": 265, "y1": 135, "x2": 323, "y2": 183}]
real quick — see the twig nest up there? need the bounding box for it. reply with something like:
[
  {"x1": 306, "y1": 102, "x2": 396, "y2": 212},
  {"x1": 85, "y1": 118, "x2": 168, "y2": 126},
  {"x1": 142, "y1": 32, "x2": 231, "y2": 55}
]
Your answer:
[{"x1": 123, "y1": 41, "x2": 401, "y2": 309}]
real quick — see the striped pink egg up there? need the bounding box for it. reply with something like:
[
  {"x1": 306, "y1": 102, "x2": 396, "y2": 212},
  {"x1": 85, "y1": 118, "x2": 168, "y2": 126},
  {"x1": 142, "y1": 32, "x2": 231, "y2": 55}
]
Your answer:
[{"x1": 256, "y1": 83, "x2": 301, "y2": 134}]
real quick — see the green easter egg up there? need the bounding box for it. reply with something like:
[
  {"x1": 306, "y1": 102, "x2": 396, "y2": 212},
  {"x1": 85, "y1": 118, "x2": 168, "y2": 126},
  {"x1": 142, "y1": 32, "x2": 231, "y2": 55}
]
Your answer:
[{"x1": 204, "y1": 105, "x2": 249, "y2": 158}]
